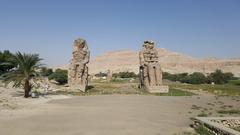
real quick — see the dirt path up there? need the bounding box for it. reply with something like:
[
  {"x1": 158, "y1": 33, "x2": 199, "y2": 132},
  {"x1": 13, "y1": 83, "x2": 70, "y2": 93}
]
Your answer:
[{"x1": 1, "y1": 95, "x2": 238, "y2": 135}]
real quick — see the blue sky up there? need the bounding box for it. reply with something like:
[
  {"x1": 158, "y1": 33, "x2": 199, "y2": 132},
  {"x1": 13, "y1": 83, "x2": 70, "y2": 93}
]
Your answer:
[{"x1": 0, "y1": 0, "x2": 239, "y2": 67}]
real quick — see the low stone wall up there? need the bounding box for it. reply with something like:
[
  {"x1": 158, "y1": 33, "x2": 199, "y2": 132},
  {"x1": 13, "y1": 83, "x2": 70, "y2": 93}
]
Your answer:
[{"x1": 193, "y1": 117, "x2": 240, "y2": 135}]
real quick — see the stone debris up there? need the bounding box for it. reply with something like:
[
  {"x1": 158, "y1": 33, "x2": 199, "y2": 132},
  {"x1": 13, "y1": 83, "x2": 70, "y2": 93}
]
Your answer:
[{"x1": 211, "y1": 119, "x2": 240, "y2": 128}]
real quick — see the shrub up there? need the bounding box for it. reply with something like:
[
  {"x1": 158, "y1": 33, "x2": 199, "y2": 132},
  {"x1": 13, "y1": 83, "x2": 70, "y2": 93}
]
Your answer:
[
  {"x1": 163, "y1": 72, "x2": 178, "y2": 81},
  {"x1": 0, "y1": 50, "x2": 16, "y2": 75},
  {"x1": 164, "y1": 70, "x2": 235, "y2": 85},
  {"x1": 48, "y1": 69, "x2": 68, "y2": 85},
  {"x1": 187, "y1": 72, "x2": 207, "y2": 84},
  {"x1": 113, "y1": 72, "x2": 138, "y2": 78},
  {"x1": 40, "y1": 67, "x2": 53, "y2": 76},
  {"x1": 209, "y1": 69, "x2": 234, "y2": 84},
  {"x1": 95, "y1": 72, "x2": 107, "y2": 77}
]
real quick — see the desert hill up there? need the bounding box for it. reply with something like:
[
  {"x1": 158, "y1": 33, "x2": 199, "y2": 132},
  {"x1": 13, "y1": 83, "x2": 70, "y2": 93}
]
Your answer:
[{"x1": 60, "y1": 48, "x2": 240, "y2": 77}]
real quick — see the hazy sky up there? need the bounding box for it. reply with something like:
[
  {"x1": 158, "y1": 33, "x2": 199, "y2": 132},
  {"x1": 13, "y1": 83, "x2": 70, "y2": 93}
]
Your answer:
[{"x1": 0, "y1": 0, "x2": 239, "y2": 67}]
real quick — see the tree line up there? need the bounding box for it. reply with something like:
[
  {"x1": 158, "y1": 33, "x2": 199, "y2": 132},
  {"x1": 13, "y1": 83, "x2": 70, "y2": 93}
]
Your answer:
[
  {"x1": 163, "y1": 70, "x2": 237, "y2": 84},
  {"x1": 95, "y1": 70, "x2": 238, "y2": 85}
]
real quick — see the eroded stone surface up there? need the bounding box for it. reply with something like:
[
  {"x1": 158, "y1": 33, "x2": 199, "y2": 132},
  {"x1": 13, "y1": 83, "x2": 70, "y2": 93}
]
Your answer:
[
  {"x1": 195, "y1": 117, "x2": 240, "y2": 135},
  {"x1": 68, "y1": 38, "x2": 90, "y2": 92}
]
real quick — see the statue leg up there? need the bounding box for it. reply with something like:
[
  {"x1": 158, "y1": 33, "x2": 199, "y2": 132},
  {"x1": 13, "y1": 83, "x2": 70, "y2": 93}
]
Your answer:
[
  {"x1": 154, "y1": 64, "x2": 162, "y2": 85},
  {"x1": 139, "y1": 68, "x2": 144, "y2": 88},
  {"x1": 143, "y1": 66, "x2": 149, "y2": 88},
  {"x1": 83, "y1": 66, "x2": 88, "y2": 86},
  {"x1": 148, "y1": 64, "x2": 156, "y2": 86},
  {"x1": 69, "y1": 64, "x2": 77, "y2": 85}
]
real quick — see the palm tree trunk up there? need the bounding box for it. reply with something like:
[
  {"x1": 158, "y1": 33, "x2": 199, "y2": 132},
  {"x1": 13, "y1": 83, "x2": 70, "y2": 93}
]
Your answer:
[{"x1": 24, "y1": 79, "x2": 31, "y2": 98}]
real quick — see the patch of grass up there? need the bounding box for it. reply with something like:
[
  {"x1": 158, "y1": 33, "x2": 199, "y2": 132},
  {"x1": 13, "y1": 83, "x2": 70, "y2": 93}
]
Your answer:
[
  {"x1": 60, "y1": 82, "x2": 195, "y2": 96},
  {"x1": 228, "y1": 80, "x2": 240, "y2": 86},
  {"x1": 220, "y1": 105, "x2": 233, "y2": 110},
  {"x1": 194, "y1": 125, "x2": 214, "y2": 135},
  {"x1": 197, "y1": 112, "x2": 208, "y2": 117},
  {"x1": 170, "y1": 83, "x2": 240, "y2": 96},
  {"x1": 2, "y1": 103, "x2": 18, "y2": 110},
  {"x1": 191, "y1": 105, "x2": 202, "y2": 110},
  {"x1": 207, "y1": 103, "x2": 215, "y2": 106},
  {"x1": 217, "y1": 101, "x2": 224, "y2": 105},
  {"x1": 217, "y1": 109, "x2": 240, "y2": 115},
  {"x1": 232, "y1": 126, "x2": 240, "y2": 132}
]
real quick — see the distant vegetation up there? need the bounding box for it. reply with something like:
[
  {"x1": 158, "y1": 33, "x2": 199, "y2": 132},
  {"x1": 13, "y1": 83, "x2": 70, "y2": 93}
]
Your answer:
[
  {"x1": 0, "y1": 50, "x2": 16, "y2": 75},
  {"x1": 94, "y1": 72, "x2": 107, "y2": 77},
  {"x1": 112, "y1": 72, "x2": 138, "y2": 78},
  {"x1": 170, "y1": 83, "x2": 240, "y2": 96},
  {"x1": 95, "y1": 71, "x2": 138, "y2": 79},
  {"x1": 40, "y1": 67, "x2": 53, "y2": 77},
  {"x1": 48, "y1": 69, "x2": 68, "y2": 85},
  {"x1": 163, "y1": 69, "x2": 237, "y2": 85}
]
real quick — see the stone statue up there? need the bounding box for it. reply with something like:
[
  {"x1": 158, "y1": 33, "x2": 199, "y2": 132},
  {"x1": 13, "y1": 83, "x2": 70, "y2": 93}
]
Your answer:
[
  {"x1": 106, "y1": 70, "x2": 112, "y2": 82},
  {"x1": 139, "y1": 41, "x2": 169, "y2": 93},
  {"x1": 68, "y1": 38, "x2": 90, "y2": 92}
]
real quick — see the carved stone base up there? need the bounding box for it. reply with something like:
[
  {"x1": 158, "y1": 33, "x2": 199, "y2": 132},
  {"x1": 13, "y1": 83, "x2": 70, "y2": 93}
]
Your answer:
[{"x1": 146, "y1": 85, "x2": 169, "y2": 93}]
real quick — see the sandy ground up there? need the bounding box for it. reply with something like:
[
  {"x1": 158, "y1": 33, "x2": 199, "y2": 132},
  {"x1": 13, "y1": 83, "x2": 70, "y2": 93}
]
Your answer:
[{"x1": 0, "y1": 86, "x2": 240, "y2": 135}]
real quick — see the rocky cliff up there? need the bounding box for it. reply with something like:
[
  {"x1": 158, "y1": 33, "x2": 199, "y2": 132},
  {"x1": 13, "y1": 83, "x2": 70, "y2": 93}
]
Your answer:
[{"x1": 88, "y1": 49, "x2": 240, "y2": 77}]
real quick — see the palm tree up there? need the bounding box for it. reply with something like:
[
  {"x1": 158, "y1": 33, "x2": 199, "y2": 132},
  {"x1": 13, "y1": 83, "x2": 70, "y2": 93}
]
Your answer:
[{"x1": 2, "y1": 52, "x2": 42, "y2": 98}]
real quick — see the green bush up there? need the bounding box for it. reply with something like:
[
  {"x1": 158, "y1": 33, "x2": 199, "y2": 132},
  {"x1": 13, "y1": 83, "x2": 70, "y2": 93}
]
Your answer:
[
  {"x1": 40, "y1": 67, "x2": 53, "y2": 76},
  {"x1": 95, "y1": 72, "x2": 107, "y2": 77},
  {"x1": 48, "y1": 69, "x2": 68, "y2": 85},
  {"x1": 186, "y1": 72, "x2": 207, "y2": 84},
  {"x1": 164, "y1": 70, "x2": 235, "y2": 85},
  {"x1": 0, "y1": 50, "x2": 16, "y2": 75},
  {"x1": 208, "y1": 69, "x2": 234, "y2": 84},
  {"x1": 163, "y1": 72, "x2": 178, "y2": 81},
  {"x1": 113, "y1": 72, "x2": 138, "y2": 78}
]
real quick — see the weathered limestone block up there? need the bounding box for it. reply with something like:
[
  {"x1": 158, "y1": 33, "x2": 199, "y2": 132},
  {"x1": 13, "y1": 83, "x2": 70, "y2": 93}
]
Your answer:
[
  {"x1": 68, "y1": 38, "x2": 90, "y2": 92},
  {"x1": 139, "y1": 40, "x2": 169, "y2": 93}
]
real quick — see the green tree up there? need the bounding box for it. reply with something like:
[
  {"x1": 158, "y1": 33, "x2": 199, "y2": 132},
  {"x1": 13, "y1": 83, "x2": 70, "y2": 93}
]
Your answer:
[
  {"x1": 208, "y1": 69, "x2": 226, "y2": 84},
  {"x1": 223, "y1": 72, "x2": 234, "y2": 82},
  {"x1": 40, "y1": 67, "x2": 53, "y2": 76},
  {"x1": 95, "y1": 72, "x2": 107, "y2": 77},
  {"x1": 188, "y1": 72, "x2": 207, "y2": 84},
  {"x1": 163, "y1": 72, "x2": 188, "y2": 82},
  {"x1": 48, "y1": 69, "x2": 68, "y2": 85},
  {"x1": 1, "y1": 52, "x2": 42, "y2": 98},
  {"x1": 113, "y1": 72, "x2": 138, "y2": 78},
  {"x1": 0, "y1": 50, "x2": 16, "y2": 74}
]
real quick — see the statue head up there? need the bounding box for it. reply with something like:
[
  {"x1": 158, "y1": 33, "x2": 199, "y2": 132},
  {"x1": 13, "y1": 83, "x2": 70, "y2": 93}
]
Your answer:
[
  {"x1": 73, "y1": 38, "x2": 88, "y2": 52},
  {"x1": 143, "y1": 40, "x2": 155, "y2": 50}
]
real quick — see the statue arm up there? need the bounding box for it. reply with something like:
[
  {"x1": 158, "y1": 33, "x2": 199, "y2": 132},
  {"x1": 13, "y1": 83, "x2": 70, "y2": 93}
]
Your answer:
[{"x1": 82, "y1": 50, "x2": 90, "y2": 64}]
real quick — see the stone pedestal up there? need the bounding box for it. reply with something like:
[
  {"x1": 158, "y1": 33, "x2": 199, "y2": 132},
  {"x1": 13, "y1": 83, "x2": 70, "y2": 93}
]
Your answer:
[{"x1": 147, "y1": 86, "x2": 169, "y2": 93}]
